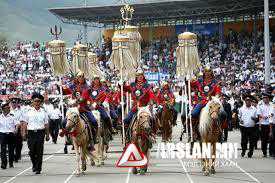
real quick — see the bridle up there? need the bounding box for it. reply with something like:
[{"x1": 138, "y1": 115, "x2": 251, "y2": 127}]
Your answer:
[{"x1": 65, "y1": 112, "x2": 80, "y2": 132}]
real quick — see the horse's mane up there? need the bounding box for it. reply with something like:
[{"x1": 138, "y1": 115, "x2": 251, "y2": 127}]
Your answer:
[
  {"x1": 137, "y1": 106, "x2": 152, "y2": 118},
  {"x1": 199, "y1": 97, "x2": 223, "y2": 137},
  {"x1": 66, "y1": 107, "x2": 79, "y2": 117}
]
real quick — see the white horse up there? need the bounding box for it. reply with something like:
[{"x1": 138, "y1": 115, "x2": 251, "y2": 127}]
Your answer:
[
  {"x1": 199, "y1": 97, "x2": 224, "y2": 176},
  {"x1": 65, "y1": 108, "x2": 101, "y2": 176}
]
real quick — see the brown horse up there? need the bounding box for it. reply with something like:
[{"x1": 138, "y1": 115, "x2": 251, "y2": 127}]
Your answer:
[
  {"x1": 128, "y1": 106, "x2": 153, "y2": 175},
  {"x1": 65, "y1": 108, "x2": 100, "y2": 176},
  {"x1": 157, "y1": 104, "x2": 175, "y2": 142},
  {"x1": 199, "y1": 97, "x2": 223, "y2": 176},
  {"x1": 94, "y1": 111, "x2": 112, "y2": 166}
]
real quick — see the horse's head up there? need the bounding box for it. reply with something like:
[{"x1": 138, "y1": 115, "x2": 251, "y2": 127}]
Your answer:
[
  {"x1": 136, "y1": 106, "x2": 151, "y2": 129},
  {"x1": 65, "y1": 107, "x2": 80, "y2": 132},
  {"x1": 208, "y1": 97, "x2": 222, "y2": 120}
]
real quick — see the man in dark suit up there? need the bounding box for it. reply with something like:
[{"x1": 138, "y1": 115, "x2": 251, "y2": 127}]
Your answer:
[{"x1": 221, "y1": 94, "x2": 232, "y2": 142}]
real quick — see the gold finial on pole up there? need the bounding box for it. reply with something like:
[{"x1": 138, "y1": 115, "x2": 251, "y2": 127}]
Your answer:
[{"x1": 120, "y1": 4, "x2": 134, "y2": 26}]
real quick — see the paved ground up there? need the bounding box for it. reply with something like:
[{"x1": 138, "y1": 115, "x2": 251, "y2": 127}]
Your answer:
[{"x1": 0, "y1": 121, "x2": 275, "y2": 183}]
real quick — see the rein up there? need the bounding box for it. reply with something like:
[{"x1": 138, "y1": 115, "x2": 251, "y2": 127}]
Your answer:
[{"x1": 64, "y1": 116, "x2": 86, "y2": 138}]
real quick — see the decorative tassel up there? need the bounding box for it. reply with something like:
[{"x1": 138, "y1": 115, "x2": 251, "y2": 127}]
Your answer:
[
  {"x1": 176, "y1": 32, "x2": 200, "y2": 78},
  {"x1": 48, "y1": 40, "x2": 70, "y2": 76},
  {"x1": 109, "y1": 32, "x2": 136, "y2": 80},
  {"x1": 88, "y1": 52, "x2": 104, "y2": 79}
]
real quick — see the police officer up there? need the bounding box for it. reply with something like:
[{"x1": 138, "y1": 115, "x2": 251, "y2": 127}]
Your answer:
[
  {"x1": 48, "y1": 100, "x2": 62, "y2": 144},
  {"x1": 10, "y1": 97, "x2": 24, "y2": 162},
  {"x1": 0, "y1": 101, "x2": 19, "y2": 169},
  {"x1": 257, "y1": 93, "x2": 274, "y2": 157},
  {"x1": 22, "y1": 93, "x2": 50, "y2": 174},
  {"x1": 239, "y1": 95, "x2": 258, "y2": 158}
]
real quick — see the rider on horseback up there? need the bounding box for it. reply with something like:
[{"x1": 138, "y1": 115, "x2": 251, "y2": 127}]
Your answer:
[
  {"x1": 123, "y1": 68, "x2": 156, "y2": 126},
  {"x1": 63, "y1": 71, "x2": 88, "y2": 99},
  {"x1": 107, "y1": 85, "x2": 120, "y2": 130},
  {"x1": 63, "y1": 71, "x2": 99, "y2": 129},
  {"x1": 156, "y1": 81, "x2": 177, "y2": 126},
  {"x1": 191, "y1": 67, "x2": 221, "y2": 119},
  {"x1": 81, "y1": 76, "x2": 113, "y2": 133}
]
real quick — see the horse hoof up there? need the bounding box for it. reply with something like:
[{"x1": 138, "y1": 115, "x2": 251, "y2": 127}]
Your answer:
[
  {"x1": 203, "y1": 171, "x2": 210, "y2": 176},
  {"x1": 90, "y1": 160, "x2": 95, "y2": 166},
  {"x1": 210, "y1": 168, "x2": 216, "y2": 174},
  {"x1": 64, "y1": 147, "x2": 68, "y2": 154},
  {"x1": 132, "y1": 168, "x2": 138, "y2": 174},
  {"x1": 95, "y1": 162, "x2": 101, "y2": 167},
  {"x1": 82, "y1": 164, "x2": 87, "y2": 171}
]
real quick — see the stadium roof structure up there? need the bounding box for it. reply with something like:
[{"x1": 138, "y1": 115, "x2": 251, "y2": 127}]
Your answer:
[{"x1": 49, "y1": 0, "x2": 275, "y2": 27}]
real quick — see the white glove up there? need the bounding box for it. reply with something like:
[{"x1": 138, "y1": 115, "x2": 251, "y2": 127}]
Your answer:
[
  {"x1": 118, "y1": 80, "x2": 123, "y2": 85},
  {"x1": 102, "y1": 101, "x2": 109, "y2": 109},
  {"x1": 92, "y1": 102, "x2": 97, "y2": 109}
]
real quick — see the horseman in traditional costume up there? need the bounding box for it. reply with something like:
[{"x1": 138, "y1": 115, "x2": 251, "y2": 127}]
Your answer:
[
  {"x1": 191, "y1": 67, "x2": 221, "y2": 119},
  {"x1": 81, "y1": 75, "x2": 113, "y2": 133},
  {"x1": 62, "y1": 71, "x2": 99, "y2": 129},
  {"x1": 61, "y1": 72, "x2": 99, "y2": 150},
  {"x1": 123, "y1": 68, "x2": 156, "y2": 126},
  {"x1": 107, "y1": 85, "x2": 120, "y2": 130},
  {"x1": 157, "y1": 81, "x2": 177, "y2": 126},
  {"x1": 63, "y1": 71, "x2": 88, "y2": 99}
]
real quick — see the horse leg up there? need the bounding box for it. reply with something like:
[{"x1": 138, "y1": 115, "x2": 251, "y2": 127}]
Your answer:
[
  {"x1": 73, "y1": 142, "x2": 81, "y2": 176},
  {"x1": 210, "y1": 143, "x2": 216, "y2": 174},
  {"x1": 100, "y1": 139, "x2": 105, "y2": 165},
  {"x1": 93, "y1": 144, "x2": 101, "y2": 167},
  {"x1": 202, "y1": 158, "x2": 206, "y2": 173},
  {"x1": 203, "y1": 158, "x2": 210, "y2": 176},
  {"x1": 169, "y1": 120, "x2": 173, "y2": 141},
  {"x1": 80, "y1": 147, "x2": 87, "y2": 173}
]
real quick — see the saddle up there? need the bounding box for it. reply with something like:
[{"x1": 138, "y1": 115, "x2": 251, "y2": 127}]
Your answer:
[{"x1": 79, "y1": 113, "x2": 96, "y2": 147}]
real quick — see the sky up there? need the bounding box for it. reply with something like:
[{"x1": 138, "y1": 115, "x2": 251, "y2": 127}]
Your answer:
[{"x1": 0, "y1": 0, "x2": 175, "y2": 45}]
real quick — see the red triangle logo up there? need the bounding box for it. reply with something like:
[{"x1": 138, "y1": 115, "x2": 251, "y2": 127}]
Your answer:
[{"x1": 116, "y1": 143, "x2": 148, "y2": 168}]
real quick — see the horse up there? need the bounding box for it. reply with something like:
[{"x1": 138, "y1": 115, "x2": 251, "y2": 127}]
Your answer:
[
  {"x1": 65, "y1": 107, "x2": 100, "y2": 176},
  {"x1": 94, "y1": 112, "x2": 112, "y2": 166},
  {"x1": 199, "y1": 97, "x2": 223, "y2": 176},
  {"x1": 157, "y1": 103, "x2": 175, "y2": 142},
  {"x1": 127, "y1": 106, "x2": 154, "y2": 175}
]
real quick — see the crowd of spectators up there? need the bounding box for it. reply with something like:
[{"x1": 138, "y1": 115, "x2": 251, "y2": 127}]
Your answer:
[
  {"x1": 0, "y1": 30, "x2": 274, "y2": 99},
  {"x1": 0, "y1": 41, "x2": 60, "y2": 97}
]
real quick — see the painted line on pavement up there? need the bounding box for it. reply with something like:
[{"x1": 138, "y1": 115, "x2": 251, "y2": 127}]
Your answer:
[
  {"x1": 64, "y1": 170, "x2": 76, "y2": 183},
  {"x1": 3, "y1": 149, "x2": 63, "y2": 183},
  {"x1": 227, "y1": 158, "x2": 261, "y2": 183},
  {"x1": 178, "y1": 158, "x2": 194, "y2": 183}
]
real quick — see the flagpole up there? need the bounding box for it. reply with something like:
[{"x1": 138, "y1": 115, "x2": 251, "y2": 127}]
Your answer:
[
  {"x1": 119, "y1": 42, "x2": 126, "y2": 146},
  {"x1": 187, "y1": 75, "x2": 193, "y2": 142},
  {"x1": 59, "y1": 76, "x2": 64, "y2": 121},
  {"x1": 184, "y1": 81, "x2": 189, "y2": 139}
]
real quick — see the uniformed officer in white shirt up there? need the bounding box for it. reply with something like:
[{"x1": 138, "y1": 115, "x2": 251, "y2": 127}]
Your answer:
[
  {"x1": 48, "y1": 100, "x2": 61, "y2": 144},
  {"x1": 10, "y1": 97, "x2": 24, "y2": 162},
  {"x1": 22, "y1": 93, "x2": 50, "y2": 174},
  {"x1": 257, "y1": 93, "x2": 274, "y2": 157},
  {"x1": 0, "y1": 101, "x2": 19, "y2": 169},
  {"x1": 238, "y1": 95, "x2": 258, "y2": 158}
]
